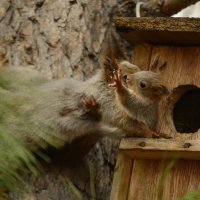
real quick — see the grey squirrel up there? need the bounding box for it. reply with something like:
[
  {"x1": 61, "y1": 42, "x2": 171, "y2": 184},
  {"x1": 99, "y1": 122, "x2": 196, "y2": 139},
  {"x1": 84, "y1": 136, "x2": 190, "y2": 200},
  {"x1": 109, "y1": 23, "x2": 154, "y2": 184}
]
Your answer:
[
  {"x1": 0, "y1": 60, "x2": 169, "y2": 150},
  {"x1": 58, "y1": 58, "x2": 169, "y2": 139},
  {"x1": 84, "y1": 59, "x2": 170, "y2": 138},
  {"x1": 109, "y1": 66, "x2": 169, "y2": 136}
]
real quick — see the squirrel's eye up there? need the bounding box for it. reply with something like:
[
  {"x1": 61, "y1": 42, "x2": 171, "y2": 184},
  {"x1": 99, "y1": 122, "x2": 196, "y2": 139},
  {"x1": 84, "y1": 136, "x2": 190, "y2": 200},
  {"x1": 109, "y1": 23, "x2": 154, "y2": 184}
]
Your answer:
[{"x1": 140, "y1": 81, "x2": 146, "y2": 89}]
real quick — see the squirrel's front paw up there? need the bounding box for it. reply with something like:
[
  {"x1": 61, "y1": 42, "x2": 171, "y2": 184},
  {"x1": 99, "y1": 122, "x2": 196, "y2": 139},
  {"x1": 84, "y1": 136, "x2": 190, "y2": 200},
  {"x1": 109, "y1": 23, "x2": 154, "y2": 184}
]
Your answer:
[
  {"x1": 150, "y1": 131, "x2": 172, "y2": 139},
  {"x1": 81, "y1": 95, "x2": 101, "y2": 121},
  {"x1": 81, "y1": 95, "x2": 99, "y2": 114},
  {"x1": 108, "y1": 69, "x2": 122, "y2": 88},
  {"x1": 143, "y1": 130, "x2": 172, "y2": 139}
]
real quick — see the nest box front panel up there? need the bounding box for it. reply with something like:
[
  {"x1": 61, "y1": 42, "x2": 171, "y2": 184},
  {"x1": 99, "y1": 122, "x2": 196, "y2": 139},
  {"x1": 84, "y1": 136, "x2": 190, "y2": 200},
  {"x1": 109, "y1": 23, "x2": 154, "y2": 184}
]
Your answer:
[{"x1": 134, "y1": 45, "x2": 200, "y2": 139}]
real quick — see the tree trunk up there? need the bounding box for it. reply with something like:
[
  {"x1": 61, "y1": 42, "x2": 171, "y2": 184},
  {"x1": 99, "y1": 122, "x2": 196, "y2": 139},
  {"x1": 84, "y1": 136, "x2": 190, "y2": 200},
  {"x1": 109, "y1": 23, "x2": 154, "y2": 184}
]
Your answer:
[
  {"x1": 0, "y1": 0, "x2": 126, "y2": 200},
  {"x1": 1, "y1": 0, "x2": 174, "y2": 199}
]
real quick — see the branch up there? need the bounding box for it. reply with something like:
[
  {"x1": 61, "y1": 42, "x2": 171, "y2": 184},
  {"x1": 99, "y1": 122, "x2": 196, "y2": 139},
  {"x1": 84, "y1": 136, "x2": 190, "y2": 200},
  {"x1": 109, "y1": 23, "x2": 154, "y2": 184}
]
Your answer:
[{"x1": 141, "y1": 0, "x2": 200, "y2": 16}]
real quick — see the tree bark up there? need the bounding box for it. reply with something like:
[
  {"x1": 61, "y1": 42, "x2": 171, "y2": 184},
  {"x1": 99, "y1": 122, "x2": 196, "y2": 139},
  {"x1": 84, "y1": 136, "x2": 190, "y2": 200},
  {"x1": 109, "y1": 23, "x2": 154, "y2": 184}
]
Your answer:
[
  {"x1": 0, "y1": 0, "x2": 126, "y2": 200},
  {"x1": 1, "y1": 0, "x2": 174, "y2": 199}
]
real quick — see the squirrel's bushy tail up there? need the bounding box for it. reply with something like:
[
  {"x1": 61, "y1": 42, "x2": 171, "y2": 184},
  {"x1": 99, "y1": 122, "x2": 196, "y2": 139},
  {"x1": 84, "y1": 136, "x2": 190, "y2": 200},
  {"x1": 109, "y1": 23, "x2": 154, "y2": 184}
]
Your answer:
[{"x1": 0, "y1": 66, "x2": 65, "y2": 197}]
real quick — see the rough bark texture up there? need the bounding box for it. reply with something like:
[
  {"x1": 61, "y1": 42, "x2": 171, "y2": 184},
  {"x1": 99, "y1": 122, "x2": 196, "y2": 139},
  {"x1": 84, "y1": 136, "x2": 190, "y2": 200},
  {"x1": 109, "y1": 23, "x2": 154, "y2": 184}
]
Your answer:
[
  {"x1": 0, "y1": 0, "x2": 116, "y2": 79},
  {"x1": 0, "y1": 0, "x2": 140, "y2": 200},
  {"x1": 4, "y1": 0, "x2": 193, "y2": 199}
]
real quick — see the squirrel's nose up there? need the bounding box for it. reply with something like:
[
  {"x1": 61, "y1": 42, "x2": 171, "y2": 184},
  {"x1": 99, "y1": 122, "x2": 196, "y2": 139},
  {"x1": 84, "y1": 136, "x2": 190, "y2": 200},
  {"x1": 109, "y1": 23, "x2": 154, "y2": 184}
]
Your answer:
[
  {"x1": 126, "y1": 75, "x2": 131, "y2": 84},
  {"x1": 126, "y1": 75, "x2": 131, "y2": 81}
]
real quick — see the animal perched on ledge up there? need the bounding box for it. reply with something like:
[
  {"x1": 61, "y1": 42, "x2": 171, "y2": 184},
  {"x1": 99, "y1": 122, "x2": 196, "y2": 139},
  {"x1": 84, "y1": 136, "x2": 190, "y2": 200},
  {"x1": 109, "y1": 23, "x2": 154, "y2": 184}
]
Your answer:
[
  {"x1": 109, "y1": 68, "x2": 169, "y2": 137},
  {"x1": 0, "y1": 60, "x2": 169, "y2": 151}
]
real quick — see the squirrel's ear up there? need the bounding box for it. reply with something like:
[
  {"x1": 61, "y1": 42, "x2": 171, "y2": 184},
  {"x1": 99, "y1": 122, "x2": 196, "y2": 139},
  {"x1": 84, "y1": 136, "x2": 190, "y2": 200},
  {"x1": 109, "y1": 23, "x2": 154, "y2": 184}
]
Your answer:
[
  {"x1": 103, "y1": 58, "x2": 111, "y2": 70},
  {"x1": 152, "y1": 83, "x2": 169, "y2": 96}
]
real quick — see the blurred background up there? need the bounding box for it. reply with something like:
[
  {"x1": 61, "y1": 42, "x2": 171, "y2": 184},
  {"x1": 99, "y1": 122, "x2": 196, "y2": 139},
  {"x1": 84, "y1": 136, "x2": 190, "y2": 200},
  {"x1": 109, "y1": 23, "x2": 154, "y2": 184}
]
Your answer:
[{"x1": 0, "y1": 0, "x2": 200, "y2": 199}]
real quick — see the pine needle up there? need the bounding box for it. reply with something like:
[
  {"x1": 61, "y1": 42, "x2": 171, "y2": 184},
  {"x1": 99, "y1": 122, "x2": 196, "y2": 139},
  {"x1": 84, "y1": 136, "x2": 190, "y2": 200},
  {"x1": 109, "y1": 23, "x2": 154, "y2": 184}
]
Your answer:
[
  {"x1": 60, "y1": 176, "x2": 86, "y2": 200},
  {"x1": 0, "y1": 67, "x2": 66, "y2": 197}
]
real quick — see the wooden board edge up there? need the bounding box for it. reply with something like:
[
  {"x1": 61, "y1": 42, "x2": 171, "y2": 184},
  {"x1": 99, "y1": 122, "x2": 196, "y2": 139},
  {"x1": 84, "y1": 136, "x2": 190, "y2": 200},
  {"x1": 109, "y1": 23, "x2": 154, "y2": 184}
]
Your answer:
[{"x1": 110, "y1": 152, "x2": 133, "y2": 200}]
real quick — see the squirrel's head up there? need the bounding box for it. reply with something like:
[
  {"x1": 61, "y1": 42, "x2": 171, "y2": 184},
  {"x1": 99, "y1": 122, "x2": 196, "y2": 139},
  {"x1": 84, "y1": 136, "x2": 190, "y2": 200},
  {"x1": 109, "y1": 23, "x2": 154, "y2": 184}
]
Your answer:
[
  {"x1": 126, "y1": 71, "x2": 169, "y2": 100},
  {"x1": 118, "y1": 61, "x2": 140, "y2": 84},
  {"x1": 103, "y1": 59, "x2": 140, "y2": 84}
]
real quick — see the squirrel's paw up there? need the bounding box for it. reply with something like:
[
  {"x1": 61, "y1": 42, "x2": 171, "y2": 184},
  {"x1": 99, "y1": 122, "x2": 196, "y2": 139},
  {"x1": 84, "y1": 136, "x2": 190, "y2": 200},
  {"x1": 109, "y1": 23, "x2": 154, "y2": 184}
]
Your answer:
[
  {"x1": 81, "y1": 95, "x2": 99, "y2": 113},
  {"x1": 108, "y1": 69, "x2": 122, "y2": 88},
  {"x1": 151, "y1": 131, "x2": 172, "y2": 139},
  {"x1": 143, "y1": 130, "x2": 172, "y2": 139}
]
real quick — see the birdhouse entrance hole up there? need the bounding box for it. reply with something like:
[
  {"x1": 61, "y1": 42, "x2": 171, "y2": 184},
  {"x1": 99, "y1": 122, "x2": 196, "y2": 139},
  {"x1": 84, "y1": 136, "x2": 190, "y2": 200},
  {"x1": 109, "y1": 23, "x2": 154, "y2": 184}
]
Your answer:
[{"x1": 172, "y1": 85, "x2": 200, "y2": 133}]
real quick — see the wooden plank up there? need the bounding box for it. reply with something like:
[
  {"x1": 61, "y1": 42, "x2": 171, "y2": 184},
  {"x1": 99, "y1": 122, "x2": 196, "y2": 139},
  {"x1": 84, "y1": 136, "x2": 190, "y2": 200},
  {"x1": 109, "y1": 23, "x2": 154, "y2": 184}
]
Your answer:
[
  {"x1": 127, "y1": 159, "x2": 200, "y2": 200},
  {"x1": 120, "y1": 138, "x2": 200, "y2": 152},
  {"x1": 120, "y1": 138, "x2": 200, "y2": 160},
  {"x1": 132, "y1": 43, "x2": 152, "y2": 70},
  {"x1": 162, "y1": 160, "x2": 200, "y2": 200},
  {"x1": 110, "y1": 152, "x2": 133, "y2": 200},
  {"x1": 121, "y1": 149, "x2": 200, "y2": 160},
  {"x1": 128, "y1": 159, "x2": 164, "y2": 200},
  {"x1": 149, "y1": 46, "x2": 200, "y2": 139},
  {"x1": 115, "y1": 17, "x2": 200, "y2": 46}
]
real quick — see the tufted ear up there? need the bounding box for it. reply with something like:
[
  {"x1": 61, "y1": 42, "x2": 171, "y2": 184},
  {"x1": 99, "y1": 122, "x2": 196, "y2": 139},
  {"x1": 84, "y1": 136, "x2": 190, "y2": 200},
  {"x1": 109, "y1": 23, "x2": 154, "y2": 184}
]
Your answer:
[
  {"x1": 152, "y1": 83, "x2": 169, "y2": 96},
  {"x1": 119, "y1": 61, "x2": 140, "y2": 75}
]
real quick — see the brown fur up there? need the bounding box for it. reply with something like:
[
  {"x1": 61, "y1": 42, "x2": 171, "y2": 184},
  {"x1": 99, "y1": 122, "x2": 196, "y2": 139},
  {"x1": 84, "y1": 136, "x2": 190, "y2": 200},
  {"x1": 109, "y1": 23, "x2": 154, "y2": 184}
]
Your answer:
[
  {"x1": 1, "y1": 60, "x2": 170, "y2": 148},
  {"x1": 109, "y1": 65, "x2": 170, "y2": 138},
  {"x1": 44, "y1": 60, "x2": 169, "y2": 141}
]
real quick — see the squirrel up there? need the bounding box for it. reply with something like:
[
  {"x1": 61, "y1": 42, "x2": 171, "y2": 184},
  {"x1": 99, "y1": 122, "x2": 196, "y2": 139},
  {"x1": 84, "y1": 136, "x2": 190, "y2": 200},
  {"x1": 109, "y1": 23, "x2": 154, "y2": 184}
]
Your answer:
[
  {"x1": 0, "y1": 59, "x2": 170, "y2": 150},
  {"x1": 59, "y1": 94, "x2": 101, "y2": 122},
  {"x1": 109, "y1": 67, "x2": 169, "y2": 137},
  {"x1": 84, "y1": 59, "x2": 170, "y2": 138},
  {"x1": 56, "y1": 58, "x2": 170, "y2": 140}
]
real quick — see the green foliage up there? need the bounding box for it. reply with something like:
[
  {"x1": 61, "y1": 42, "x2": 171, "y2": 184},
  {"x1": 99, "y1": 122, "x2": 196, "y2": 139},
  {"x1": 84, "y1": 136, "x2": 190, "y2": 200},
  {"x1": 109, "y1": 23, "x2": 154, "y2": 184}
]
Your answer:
[
  {"x1": 88, "y1": 162, "x2": 96, "y2": 200},
  {"x1": 61, "y1": 176, "x2": 86, "y2": 200},
  {"x1": 0, "y1": 67, "x2": 65, "y2": 197},
  {"x1": 179, "y1": 192, "x2": 200, "y2": 200},
  {"x1": 61, "y1": 162, "x2": 96, "y2": 200},
  {"x1": 157, "y1": 156, "x2": 179, "y2": 200},
  {"x1": 0, "y1": 67, "x2": 65, "y2": 148},
  {"x1": 0, "y1": 125, "x2": 38, "y2": 197}
]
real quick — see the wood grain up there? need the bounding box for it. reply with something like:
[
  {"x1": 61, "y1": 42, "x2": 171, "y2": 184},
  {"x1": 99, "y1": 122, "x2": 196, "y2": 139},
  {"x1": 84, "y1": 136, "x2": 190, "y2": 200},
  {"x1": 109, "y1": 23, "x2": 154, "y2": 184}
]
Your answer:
[
  {"x1": 115, "y1": 17, "x2": 200, "y2": 46},
  {"x1": 126, "y1": 45, "x2": 200, "y2": 200},
  {"x1": 110, "y1": 152, "x2": 133, "y2": 200},
  {"x1": 120, "y1": 138, "x2": 200, "y2": 152},
  {"x1": 149, "y1": 46, "x2": 200, "y2": 139},
  {"x1": 127, "y1": 159, "x2": 200, "y2": 200},
  {"x1": 128, "y1": 159, "x2": 165, "y2": 200},
  {"x1": 132, "y1": 44, "x2": 152, "y2": 70},
  {"x1": 120, "y1": 138, "x2": 200, "y2": 160}
]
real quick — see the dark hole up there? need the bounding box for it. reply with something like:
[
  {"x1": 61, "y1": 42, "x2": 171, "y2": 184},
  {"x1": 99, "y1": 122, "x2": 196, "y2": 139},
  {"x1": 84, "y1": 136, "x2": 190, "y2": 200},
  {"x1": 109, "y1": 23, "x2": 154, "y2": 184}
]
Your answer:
[{"x1": 173, "y1": 89, "x2": 200, "y2": 133}]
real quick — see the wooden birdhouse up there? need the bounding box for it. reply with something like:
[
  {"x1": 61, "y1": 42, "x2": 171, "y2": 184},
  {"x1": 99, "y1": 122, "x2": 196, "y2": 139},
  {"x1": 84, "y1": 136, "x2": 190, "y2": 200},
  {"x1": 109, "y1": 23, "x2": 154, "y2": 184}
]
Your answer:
[{"x1": 111, "y1": 17, "x2": 200, "y2": 200}]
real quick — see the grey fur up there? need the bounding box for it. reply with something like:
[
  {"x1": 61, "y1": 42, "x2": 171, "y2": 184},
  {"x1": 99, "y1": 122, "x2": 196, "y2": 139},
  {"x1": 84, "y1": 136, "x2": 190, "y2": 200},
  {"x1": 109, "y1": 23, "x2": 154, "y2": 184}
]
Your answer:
[{"x1": 1, "y1": 63, "x2": 167, "y2": 148}]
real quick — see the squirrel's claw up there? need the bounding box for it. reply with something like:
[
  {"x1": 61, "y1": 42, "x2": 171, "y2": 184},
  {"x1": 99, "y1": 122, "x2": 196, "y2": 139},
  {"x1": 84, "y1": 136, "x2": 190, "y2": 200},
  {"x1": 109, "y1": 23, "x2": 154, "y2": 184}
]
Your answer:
[
  {"x1": 152, "y1": 132, "x2": 172, "y2": 139},
  {"x1": 109, "y1": 69, "x2": 122, "y2": 88},
  {"x1": 81, "y1": 95, "x2": 99, "y2": 112},
  {"x1": 108, "y1": 82, "x2": 117, "y2": 87}
]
